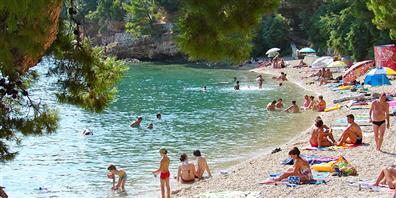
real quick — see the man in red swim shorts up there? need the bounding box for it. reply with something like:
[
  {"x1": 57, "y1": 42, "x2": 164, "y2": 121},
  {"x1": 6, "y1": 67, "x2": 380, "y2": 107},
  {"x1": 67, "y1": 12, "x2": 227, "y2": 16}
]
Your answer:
[{"x1": 153, "y1": 148, "x2": 170, "y2": 198}]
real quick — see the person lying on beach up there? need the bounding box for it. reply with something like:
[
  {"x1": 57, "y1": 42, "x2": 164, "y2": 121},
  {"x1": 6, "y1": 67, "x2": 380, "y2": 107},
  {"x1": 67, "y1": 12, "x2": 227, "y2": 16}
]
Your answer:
[
  {"x1": 272, "y1": 72, "x2": 287, "y2": 81},
  {"x1": 152, "y1": 148, "x2": 170, "y2": 198},
  {"x1": 274, "y1": 147, "x2": 312, "y2": 183},
  {"x1": 130, "y1": 116, "x2": 142, "y2": 127},
  {"x1": 293, "y1": 60, "x2": 307, "y2": 68},
  {"x1": 374, "y1": 166, "x2": 396, "y2": 189},
  {"x1": 316, "y1": 96, "x2": 326, "y2": 112},
  {"x1": 234, "y1": 81, "x2": 240, "y2": 90},
  {"x1": 193, "y1": 150, "x2": 212, "y2": 179},
  {"x1": 266, "y1": 100, "x2": 277, "y2": 111},
  {"x1": 369, "y1": 93, "x2": 390, "y2": 151},
  {"x1": 309, "y1": 119, "x2": 335, "y2": 147},
  {"x1": 337, "y1": 114, "x2": 363, "y2": 146},
  {"x1": 275, "y1": 98, "x2": 283, "y2": 109},
  {"x1": 107, "y1": 164, "x2": 127, "y2": 192},
  {"x1": 308, "y1": 68, "x2": 323, "y2": 78},
  {"x1": 303, "y1": 95, "x2": 310, "y2": 110},
  {"x1": 285, "y1": 101, "x2": 300, "y2": 113},
  {"x1": 177, "y1": 154, "x2": 197, "y2": 183}
]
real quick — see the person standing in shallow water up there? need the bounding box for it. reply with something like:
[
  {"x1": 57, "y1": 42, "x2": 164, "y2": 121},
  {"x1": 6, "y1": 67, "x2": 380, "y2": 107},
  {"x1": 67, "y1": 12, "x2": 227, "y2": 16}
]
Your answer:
[
  {"x1": 152, "y1": 148, "x2": 170, "y2": 198},
  {"x1": 256, "y1": 75, "x2": 264, "y2": 89},
  {"x1": 369, "y1": 93, "x2": 390, "y2": 151},
  {"x1": 234, "y1": 81, "x2": 240, "y2": 90}
]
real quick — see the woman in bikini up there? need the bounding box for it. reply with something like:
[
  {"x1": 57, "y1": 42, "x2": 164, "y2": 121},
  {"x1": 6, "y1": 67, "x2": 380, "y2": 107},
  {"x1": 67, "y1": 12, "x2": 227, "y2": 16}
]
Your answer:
[
  {"x1": 177, "y1": 153, "x2": 197, "y2": 183},
  {"x1": 303, "y1": 95, "x2": 310, "y2": 110},
  {"x1": 274, "y1": 147, "x2": 312, "y2": 183}
]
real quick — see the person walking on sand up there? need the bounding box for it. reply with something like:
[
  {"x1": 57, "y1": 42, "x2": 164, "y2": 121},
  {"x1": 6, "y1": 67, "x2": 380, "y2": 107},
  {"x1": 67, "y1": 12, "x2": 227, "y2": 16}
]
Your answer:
[
  {"x1": 337, "y1": 114, "x2": 363, "y2": 145},
  {"x1": 266, "y1": 100, "x2": 277, "y2": 111},
  {"x1": 152, "y1": 148, "x2": 170, "y2": 198},
  {"x1": 177, "y1": 154, "x2": 197, "y2": 183},
  {"x1": 193, "y1": 150, "x2": 212, "y2": 179},
  {"x1": 369, "y1": 93, "x2": 390, "y2": 151},
  {"x1": 374, "y1": 166, "x2": 396, "y2": 189},
  {"x1": 285, "y1": 101, "x2": 300, "y2": 113},
  {"x1": 256, "y1": 75, "x2": 264, "y2": 89},
  {"x1": 275, "y1": 98, "x2": 283, "y2": 109}
]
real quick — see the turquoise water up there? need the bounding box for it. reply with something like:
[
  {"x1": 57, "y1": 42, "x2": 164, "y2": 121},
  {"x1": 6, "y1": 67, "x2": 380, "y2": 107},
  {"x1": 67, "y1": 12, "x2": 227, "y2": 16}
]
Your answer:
[{"x1": 0, "y1": 62, "x2": 316, "y2": 197}]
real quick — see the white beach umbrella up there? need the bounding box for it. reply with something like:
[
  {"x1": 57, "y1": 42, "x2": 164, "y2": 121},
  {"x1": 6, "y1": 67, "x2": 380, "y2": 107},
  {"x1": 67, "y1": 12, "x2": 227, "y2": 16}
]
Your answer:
[
  {"x1": 267, "y1": 51, "x2": 279, "y2": 58},
  {"x1": 265, "y1": 48, "x2": 281, "y2": 55},
  {"x1": 311, "y1": 56, "x2": 333, "y2": 69}
]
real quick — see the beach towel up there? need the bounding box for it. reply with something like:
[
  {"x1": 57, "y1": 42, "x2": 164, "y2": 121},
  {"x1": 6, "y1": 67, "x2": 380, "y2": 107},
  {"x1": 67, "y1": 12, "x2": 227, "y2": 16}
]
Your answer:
[
  {"x1": 347, "y1": 181, "x2": 396, "y2": 194},
  {"x1": 260, "y1": 172, "x2": 330, "y2": 185},
  {"x1": 199, "y1": 191, "x2": 261, "y2": 198},
  {"x1": 282, "y1": 155, "x2": 338, "y2": 165},
  {"x1": 304, "y1": 144, "x2": 362, "y2": 151},
  {"x1": 350, "y1": 105, "x2": 371, "y2": 110}
]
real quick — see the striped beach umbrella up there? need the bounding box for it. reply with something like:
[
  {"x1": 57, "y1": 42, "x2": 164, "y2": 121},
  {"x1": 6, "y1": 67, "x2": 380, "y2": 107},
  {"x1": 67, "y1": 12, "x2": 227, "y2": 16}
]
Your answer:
[
  {"x1": 343, "y1": 60, "x2": 374, "y2": 84},
  {"x1": 364, "y1": 67, "x2": 391, "y2": 86},
  {"x1": 384, "y1": 67, "x2": 396, "y2": 75},
  {"x1": 311, "y1": 56, "x2": 333, "y2": 69}
]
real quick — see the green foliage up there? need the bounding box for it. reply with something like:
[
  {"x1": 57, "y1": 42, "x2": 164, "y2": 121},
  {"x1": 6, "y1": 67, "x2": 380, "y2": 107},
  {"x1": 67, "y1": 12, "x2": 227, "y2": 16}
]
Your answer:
[
  {"x1": 124, "y1": 0, "x2": 163, "y2": 37},
  {"x1": 253, "y1": 14, "x2": 290, "y2": 57},
  {"x1": 155, "y1": 0, "x2": 181, "y2": 13},
  {"x1": 367, "y1": 0, "x2": 396, "y2": 39},
  {"x1": 86, "y1": 0, "x2": 124, "y2": 22},
  {"x1": 177, "y1": 0, "x2": 280, "y2": 63},
  {"x1": 48, "y1": 25, "x2": 128, "y2": 112}
]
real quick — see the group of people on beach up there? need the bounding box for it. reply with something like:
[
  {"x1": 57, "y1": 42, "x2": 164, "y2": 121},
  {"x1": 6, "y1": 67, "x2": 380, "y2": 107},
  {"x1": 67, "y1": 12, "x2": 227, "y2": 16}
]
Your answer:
[
  {"x1": 107, "y1": 149, "x2": 212, "y2": 198},
  {"x1": 130, "y1": 112, "x2": 161, "y2": 129},
  {"x1": 266, "y1": 95, "x2": 327, "y2": 113},
  {"x1": 273, "y1": 92, "x2": 394, "y2": 189}
]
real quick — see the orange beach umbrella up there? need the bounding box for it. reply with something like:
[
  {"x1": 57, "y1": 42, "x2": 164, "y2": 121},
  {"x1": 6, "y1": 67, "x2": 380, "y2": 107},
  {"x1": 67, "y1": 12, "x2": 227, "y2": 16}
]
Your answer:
[{"x1": 343, "y1": 60, "x2": 374, "y2": 84}]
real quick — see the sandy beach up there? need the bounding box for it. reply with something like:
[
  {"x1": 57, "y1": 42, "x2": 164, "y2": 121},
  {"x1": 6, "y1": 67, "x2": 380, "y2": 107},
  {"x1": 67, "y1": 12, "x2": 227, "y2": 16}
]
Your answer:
[{"x1": 173, "y1": 65, "x2": 396, "y2": 198}]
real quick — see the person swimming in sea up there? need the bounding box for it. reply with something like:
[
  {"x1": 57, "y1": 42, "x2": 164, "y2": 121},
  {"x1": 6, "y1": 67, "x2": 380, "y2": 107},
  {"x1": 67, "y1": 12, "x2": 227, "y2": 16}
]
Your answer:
[
  {"x1": 147, "y1": 122, "x2": 154, "y2": 129},
  {"x1": 82, "y1": 129, "x2": 93, "y2": 136},
  {"x1": 234, "y1": 81, "x2": 240, "y2": 90},
  {"x1": 266, "y1": 100, "x2": 277, "y2": 111},
  {"x1": 156, "y1": 112, "x2": 161, "y2": 120},
  {"x1": 130, "y1": 116, "x2": 142, "y2": 127},
  {"x1": 285, "y1": 101, "x2": 300, "y2": 113},
  {"x1": 152, "y1": 148, "x2": 170, "y2": 198},
  {"x1": 275, "y1": 98, "x2": 283, "y2": 109}
]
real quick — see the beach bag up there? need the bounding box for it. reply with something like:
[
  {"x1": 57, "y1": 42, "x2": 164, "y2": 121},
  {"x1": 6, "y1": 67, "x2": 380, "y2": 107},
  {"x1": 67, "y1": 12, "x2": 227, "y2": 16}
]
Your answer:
[{"x1": 331, "y1": 156, "x2": 357, "y2": 176}]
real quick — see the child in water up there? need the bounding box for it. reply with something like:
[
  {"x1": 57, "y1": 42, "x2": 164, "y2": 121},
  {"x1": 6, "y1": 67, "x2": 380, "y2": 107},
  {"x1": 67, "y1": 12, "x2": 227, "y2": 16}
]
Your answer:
[
  {"x1": 107, "y1": 164, "x2": 127, "y2": 192},
  {"x1": 152, "y1": 148, "x2": 170, "y2": 198}
]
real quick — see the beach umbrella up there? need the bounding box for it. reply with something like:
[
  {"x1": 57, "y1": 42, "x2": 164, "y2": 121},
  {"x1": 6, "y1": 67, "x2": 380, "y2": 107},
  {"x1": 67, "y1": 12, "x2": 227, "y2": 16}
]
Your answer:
[
  {"x1": 299, "y1": 47, "x2": 316, "y2": 53},
  {"x1": 327, "y1": 61, "x2": 347, "y2": 68},
  {"x1": 265, "y1": 48, "x2": 280, "y2": 55},
  {"x1": 342, "y1": 60, "x2": 374, "y2": 84},
  {"x1": 384, "y1": 67, "x2": 396, "y2": 75},
  {"x1": 267, "y1": 51, "x2": 279, "y2": 58},
  {"x1": 364, "y1": 67, "x2": 391, "y2": 86},
  {"x1": 311, "y1": 56, "x2": 333, "y2": 69}
]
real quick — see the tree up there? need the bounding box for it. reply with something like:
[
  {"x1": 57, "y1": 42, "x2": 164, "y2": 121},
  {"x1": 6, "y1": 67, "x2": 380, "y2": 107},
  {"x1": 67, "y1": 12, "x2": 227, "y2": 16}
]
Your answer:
[
  {"x1": 0, "y1": 0, "x2": 127, "y2": 162},
  {"x1": 177, "y1": 0, "x2": 280, "y2": 63},
  {"x1": 253, "y1": 14, "x2": 290, "y2": 57},
  {"x1": 367, "y1": 0, "x2": 396, "y2": 40},
  {"x1": 124, "y1": 0, "x2": 163, "y2": 37}
]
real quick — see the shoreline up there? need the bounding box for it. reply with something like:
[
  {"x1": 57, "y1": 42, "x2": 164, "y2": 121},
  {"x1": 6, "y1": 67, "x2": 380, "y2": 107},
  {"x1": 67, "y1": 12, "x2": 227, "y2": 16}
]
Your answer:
[{"x1": 174, "y1": 66, "x2": 396, "y2": 197}]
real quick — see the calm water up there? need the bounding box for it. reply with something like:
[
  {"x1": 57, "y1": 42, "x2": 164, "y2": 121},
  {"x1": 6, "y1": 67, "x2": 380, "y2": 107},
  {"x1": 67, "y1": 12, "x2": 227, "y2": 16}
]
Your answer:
[{"x1": 1, "y1": 62, "x2": 316, "y2": 197}]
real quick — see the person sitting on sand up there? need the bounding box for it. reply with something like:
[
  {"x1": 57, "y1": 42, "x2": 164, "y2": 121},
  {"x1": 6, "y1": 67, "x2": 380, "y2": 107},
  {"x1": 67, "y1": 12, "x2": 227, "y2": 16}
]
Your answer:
[
  {"x1": 130, "y1": 116, "x2": 143, "y2": 127},
  {"x1": 275, "y1": 98, "x2": 283, "y2": 109},
  {"x1": 193, "y1": 150, "x2": 212, "y2": 179},
  {"x1": 285, "y1": 101, "x2": 300, "y2": 113},
  {"x1": 374, "y1": 166, "x2": 396, "y2": 189},
  {"x1": 274, "y1": 147, "x2": 312, "y2": 183},
  {"x1": 256, "y1": 75, "x2": 264, "y2": 89},
  {"x1": 234, "y1": 81, "x2": 240, "y2": 90},
  {"x1": 107, "y1": 164, "x2": 127, "y2": 192},
  {"x1": 266, "y1": 100, "x2": 277, "y2": 111},
  {"x1": 337, "y1": 114, "x2": 362, "y2": 145},
  {"x1": 177, "y1": 154, "x2": 196, "y2": 183},
  {"x1": 319, "y1": 69, "x2": 334, "y2": 86},
  {"x1": 152, "y1": 148, "x2": 170, "y2": 198},
  {"x1": 303, "y1": 95, "x2": 310, "y2": 110},
  {"x1": 316, "y1": 96, "x2": 326, "y2": 112},
  {"x1": 310, "y1": 119, "x2": 335, "y2": 147}
]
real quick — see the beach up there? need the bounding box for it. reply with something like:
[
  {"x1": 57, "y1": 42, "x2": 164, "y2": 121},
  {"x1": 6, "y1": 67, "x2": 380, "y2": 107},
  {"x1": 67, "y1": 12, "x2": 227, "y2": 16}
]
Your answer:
[{"x1": 174, "y1": 65, "x2": 396, "y2": 198}]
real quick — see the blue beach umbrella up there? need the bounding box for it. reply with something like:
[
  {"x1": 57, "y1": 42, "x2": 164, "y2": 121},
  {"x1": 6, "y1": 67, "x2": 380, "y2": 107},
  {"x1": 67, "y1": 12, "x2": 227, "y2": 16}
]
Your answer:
[
  {"x1": 299, "y1": 47, "x2": 316, "y2": 53},
  {"x1": 364, "y1": 67, "x2": 391, "y2": 86}
]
